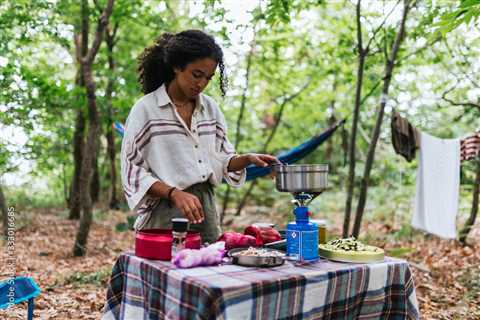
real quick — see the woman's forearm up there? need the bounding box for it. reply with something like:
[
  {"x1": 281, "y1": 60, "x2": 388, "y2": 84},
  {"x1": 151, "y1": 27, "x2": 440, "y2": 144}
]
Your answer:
[
  {"x1": 147, "y1": 181, "x2": 174, "y2": 199},
  {"x1": 227, "y1": 154, "x2": 251, "y2": 172}
]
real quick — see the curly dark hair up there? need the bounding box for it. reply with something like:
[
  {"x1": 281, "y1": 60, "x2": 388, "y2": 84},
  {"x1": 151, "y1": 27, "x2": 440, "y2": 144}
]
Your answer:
[{"x1": 137, "y1": 30, "x2": 227, "y2": 96}]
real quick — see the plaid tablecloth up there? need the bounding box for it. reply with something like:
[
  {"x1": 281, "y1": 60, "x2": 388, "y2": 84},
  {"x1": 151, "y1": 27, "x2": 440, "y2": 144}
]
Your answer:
[{"x1": 102, "y1": 251, "x2": 419, "y2": 320}]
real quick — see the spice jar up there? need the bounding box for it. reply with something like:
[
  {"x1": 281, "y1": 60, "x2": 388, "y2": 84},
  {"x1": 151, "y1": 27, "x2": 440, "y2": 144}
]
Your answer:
[
  {"x1": 171, "y1": 218, "x2": 189, "y2": 262},
  {"x1": 311, "y1": 219, "x2": 327, "y2": 244}
]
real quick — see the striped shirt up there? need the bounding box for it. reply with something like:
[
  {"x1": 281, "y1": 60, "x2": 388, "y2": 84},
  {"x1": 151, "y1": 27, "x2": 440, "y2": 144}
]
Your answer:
[
  {"x1": 120, "y1": 84, "x2": 246, "y2": 215},
  {"x1": 460, "y1": 131, "x2": 480, "y2": 161}
]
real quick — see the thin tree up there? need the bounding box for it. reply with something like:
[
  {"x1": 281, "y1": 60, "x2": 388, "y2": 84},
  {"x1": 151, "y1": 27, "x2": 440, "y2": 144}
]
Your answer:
[
  {"x1": 344, "y1": 0, "x2": 400, "y2": 237},
  {"x1": 68, "y1": 35, "x2": 88, "y2": 220},
  {"x1": 220, "y1": 28, "x2": 257, "y2": 224},
  {"x1": 352, "y1": 0, "x2": 412, "y2": 237},
  {"x1": 105, "y1": 22, "x2": 120, "y2": 209},
  {"x1": 73, "y1": 0, "x2": 114, "y2": 257}
]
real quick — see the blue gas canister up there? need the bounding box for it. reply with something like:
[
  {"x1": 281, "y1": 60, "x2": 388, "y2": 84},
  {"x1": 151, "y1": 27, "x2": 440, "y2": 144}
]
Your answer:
[{"x1": 286, "y1": 206, "x2": 319, "y2": 261}]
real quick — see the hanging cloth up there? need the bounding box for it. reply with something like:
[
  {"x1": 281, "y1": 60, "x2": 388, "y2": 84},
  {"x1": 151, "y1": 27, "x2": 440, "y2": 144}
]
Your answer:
[
  {"x1": 460, "y1": 131, "x2": 480, "y2": 161},
  {"x1": 391, "y1": 110, "x2": 419, "y2": 162},
  {"x1": 412, "y1": 132, "x2": 460, "y2": 239}
]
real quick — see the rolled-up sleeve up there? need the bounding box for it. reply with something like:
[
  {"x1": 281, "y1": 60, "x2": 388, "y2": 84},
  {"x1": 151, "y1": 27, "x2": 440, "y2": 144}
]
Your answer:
[
  {"x1": 120, "y1": 105, "x2": 160, "y2": 211},
  {"x1": 215, "y1": 111, "x2": 247, "y2": 188}
]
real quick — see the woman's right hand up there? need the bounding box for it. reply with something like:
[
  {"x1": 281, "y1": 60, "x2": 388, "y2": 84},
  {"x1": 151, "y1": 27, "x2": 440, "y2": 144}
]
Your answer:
[{"x1": 170, "y1": 189, "x2": 205, "y2": 224}]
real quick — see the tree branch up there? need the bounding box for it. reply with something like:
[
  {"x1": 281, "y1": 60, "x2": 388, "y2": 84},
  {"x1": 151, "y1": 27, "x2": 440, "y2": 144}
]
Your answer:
[
  {"x1": 92, "y1": 0, "x2": 103, "y2": 14},
  {"x1": 364, "y1": 0, "x2": 401, "y2": 51},
  {"x1": 442, "y1": 92, "x2": 480, "y2": 110},
  {"x1": 396, "y1": 36, "x2": 441, "y2": 65},
  {"x1": 444, "y1": 38, "x2": 480, "y2": 89},
  {"x1": 360, "y1": 79, "x2": 382, "y2": 105},
  {"x1": 84, "y1": 0, "x2": 114, "y2": 64},
  {"x1": 80, "y1": 0, "x2": 89, "y2": 59},
  {"x1": 356, "y1": 0, "x2": 364, "y2": 53},
  {"x1": 263, "y1": 78, "x2": 312, "y2": 150}
]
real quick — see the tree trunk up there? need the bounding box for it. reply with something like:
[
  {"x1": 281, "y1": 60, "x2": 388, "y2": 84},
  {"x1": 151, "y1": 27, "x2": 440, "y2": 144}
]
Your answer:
[
  {"x1": 221, "y1": 29, "x2": 256, "y2": 224},
  {"x1": 352, "y1": 0, "x2": 411, "y2": 238},
  {"x1": 90, "y1": 150, "x2": 100, "y2": 204},
  {"x1": 68, "y1": 1, "x2": 89, "y2": 219},
  {"x1": 69, "y1": 108, "x2": 86, "y2": 219},
  {"x1": 459, "y1": 158, "x2": 480, "y2": 243},
  {"x1": 73, "y1": 70, "x2": 102, "y2": 257},
  {"x1": 344, "y1": 0, "x2": 366, "y2": 238},
  {"x1": 0, "y1": 182, "x2": 8, "y2": 239},
  {"x1": 105, "y1": 23, "x2": 119, "y2": 209},
  {"x1": 106, "y1": 123, "x2": 118, "y2": 209},
  {"x1": 73, "y1": 0, "x2": 114, "y2": 257},
  {"x1": 63, "y1": 163, "x2": 69, "y2": 204}
]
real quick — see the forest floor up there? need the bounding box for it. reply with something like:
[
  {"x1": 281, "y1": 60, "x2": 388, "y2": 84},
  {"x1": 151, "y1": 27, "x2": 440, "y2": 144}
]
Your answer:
[{"x1": 1, "y1": 206, "x2": 479, "y2": 319}]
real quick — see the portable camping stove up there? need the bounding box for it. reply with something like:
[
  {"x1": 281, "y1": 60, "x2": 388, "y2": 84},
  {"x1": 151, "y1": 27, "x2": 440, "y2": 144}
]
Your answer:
[
  {"x1": 285, "y1": 192, "x2": 322, "y2": 261},
  {"x1": 273, "y1": 164, "x2": 329, "y2": 262}
]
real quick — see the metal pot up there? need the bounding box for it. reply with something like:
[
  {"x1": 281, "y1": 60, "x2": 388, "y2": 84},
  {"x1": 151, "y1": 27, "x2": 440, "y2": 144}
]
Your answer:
[{"x1": 274, "y1": 164, "x2": 328, "y2": 194}]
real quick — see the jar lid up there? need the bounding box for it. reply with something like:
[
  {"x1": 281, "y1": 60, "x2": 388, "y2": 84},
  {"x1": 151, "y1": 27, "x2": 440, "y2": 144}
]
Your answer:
[
  {"x1": 171, "y1": 218, "x2": 189, "y2": 232},
  {"x1": 310, "y1": 219, "x2": 327, "y2": 227}
]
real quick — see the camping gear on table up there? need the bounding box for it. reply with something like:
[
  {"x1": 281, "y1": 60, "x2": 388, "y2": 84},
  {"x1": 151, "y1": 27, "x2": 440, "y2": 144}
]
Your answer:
[
  {"x1": 135, "y1": 229, "x2": 201, "y2": 260},
  {"x1": 171, "y1": 218, "x2": 189, "y2": 262},
  {"x1": 272, "y1": 163, "x2": 329, "y2": 262},
  {"x1": 310, "y1": 219, "x2": 328, "y2": 244},
  {"x1": 228, "y1": 247, "x2": 285, "y2": 267},
  {"x1": 103, "y1": 251, "x2": 420, "y2": 319}
]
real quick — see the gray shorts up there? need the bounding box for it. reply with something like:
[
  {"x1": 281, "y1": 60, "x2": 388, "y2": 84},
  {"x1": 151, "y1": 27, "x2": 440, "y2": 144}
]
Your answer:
[{"x1": 135, "y1": 182, "x2": 221, "y2": 244}]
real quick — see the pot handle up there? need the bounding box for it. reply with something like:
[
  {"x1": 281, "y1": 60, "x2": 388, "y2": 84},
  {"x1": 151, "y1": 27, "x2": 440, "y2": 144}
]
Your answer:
[{"x1": 270, "y1": 159, "x2": 286, "y2": 170}]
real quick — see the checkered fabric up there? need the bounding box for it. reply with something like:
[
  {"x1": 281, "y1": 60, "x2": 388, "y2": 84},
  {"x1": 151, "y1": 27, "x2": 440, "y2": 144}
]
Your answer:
[
  {"x1": 460, "y1": 131, "x2": 480, "y2": 161},
  {"x1": 102, "y1": 251, "x2": 419, "y2": 320}
]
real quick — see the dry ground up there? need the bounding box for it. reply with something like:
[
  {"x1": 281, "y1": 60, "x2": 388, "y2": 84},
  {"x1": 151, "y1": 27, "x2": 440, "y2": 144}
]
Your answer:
[{"x1": 1, "y1": 208, "x2": 479, "y2": 319}]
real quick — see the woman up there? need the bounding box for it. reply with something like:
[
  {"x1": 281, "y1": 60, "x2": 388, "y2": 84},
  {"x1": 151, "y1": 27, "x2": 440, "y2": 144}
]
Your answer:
[{"x1": 121, "y1": 30, "x2": 278, "y2": 243}]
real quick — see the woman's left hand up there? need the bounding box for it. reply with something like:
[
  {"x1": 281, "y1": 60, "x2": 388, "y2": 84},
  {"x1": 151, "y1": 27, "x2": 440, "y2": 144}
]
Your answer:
[{"x1": 246, "y1": 153, "x2": 279, "y2": 167}]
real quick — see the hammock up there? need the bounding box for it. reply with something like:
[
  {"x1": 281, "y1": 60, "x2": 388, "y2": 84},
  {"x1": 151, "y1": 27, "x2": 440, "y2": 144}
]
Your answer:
[
  {"x1": 113, "y1": 119, "x2": 345, "y2": 182},
  {"x1": 241, "y1": 119, "x2": 345, "y2": 181}
]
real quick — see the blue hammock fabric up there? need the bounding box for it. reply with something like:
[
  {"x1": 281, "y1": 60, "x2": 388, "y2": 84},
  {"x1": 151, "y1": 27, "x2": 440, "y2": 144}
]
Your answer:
[
  {"x1": 113, "y1": 119, "x2": 345, "y2": 182},
  {"x1": 242, "y1": 119, "x2": 345, "y2": 181}
]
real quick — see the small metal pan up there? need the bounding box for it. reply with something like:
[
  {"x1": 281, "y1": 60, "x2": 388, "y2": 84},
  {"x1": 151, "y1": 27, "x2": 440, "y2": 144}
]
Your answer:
[{"x1": 228, "y1": 247, "x2": 285, "y2": 267}]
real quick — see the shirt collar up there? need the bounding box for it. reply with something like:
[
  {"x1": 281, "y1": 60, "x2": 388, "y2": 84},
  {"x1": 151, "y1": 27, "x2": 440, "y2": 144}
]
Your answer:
[{"x1": 155, "y1": 84, "x2": 205, "y2": 111}]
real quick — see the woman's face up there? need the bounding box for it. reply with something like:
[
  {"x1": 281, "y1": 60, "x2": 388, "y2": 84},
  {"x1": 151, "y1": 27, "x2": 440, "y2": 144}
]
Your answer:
[{"x1": 174, "y1": 57, "x2": 217, "y2": 99}]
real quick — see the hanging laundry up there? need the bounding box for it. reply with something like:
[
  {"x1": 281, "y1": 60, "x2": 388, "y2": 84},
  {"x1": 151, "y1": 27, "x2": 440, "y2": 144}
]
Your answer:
[
  {"x1": 412, "y1": 132, "x2": 460, "y2": 239},
  {"x1": 460, "y1": 131, "x2": 480, "y2": 161},
  {"x1": 391, "y1": 110, "x2": 420, "y2": 162}
]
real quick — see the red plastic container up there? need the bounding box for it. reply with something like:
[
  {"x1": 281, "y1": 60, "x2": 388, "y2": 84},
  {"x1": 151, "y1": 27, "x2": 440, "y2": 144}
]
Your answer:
[{"x1": 135, "y1": 229, "x2": 201, "y2": 260}]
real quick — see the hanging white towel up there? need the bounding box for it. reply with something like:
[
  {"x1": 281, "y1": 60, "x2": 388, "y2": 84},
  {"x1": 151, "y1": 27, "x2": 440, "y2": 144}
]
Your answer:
[{"x1": 412, "y1": 132, "x2": 460, "y2": 239}]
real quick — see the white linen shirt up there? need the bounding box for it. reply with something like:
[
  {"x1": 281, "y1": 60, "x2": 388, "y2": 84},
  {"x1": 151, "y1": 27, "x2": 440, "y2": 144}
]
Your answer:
[{"x1": 121, "y1": 84, "x2": 246, "y2": 216}]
